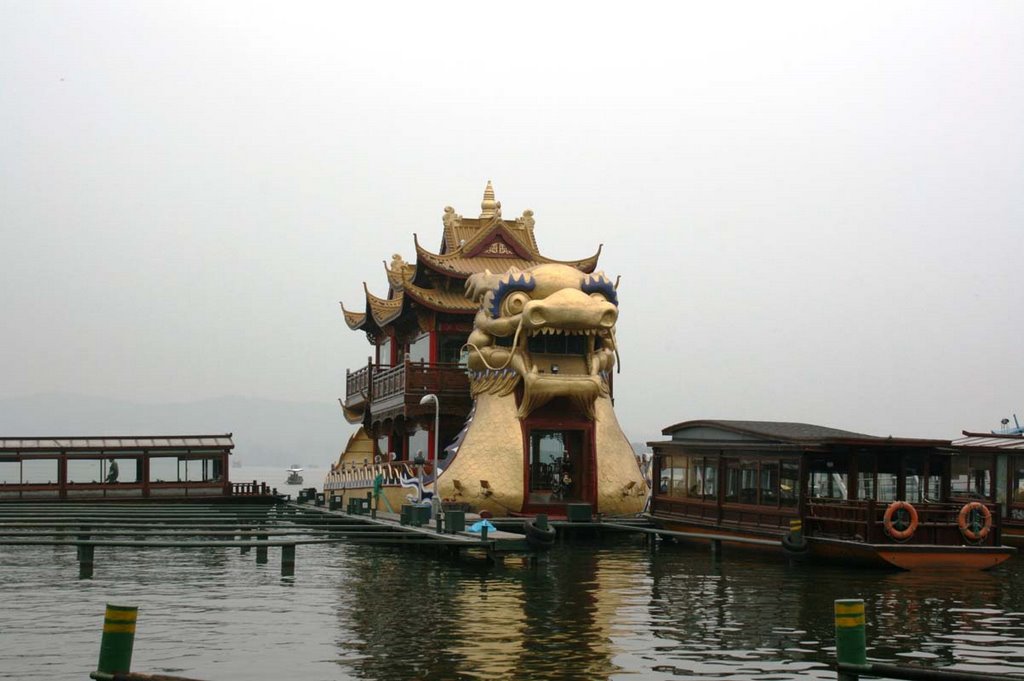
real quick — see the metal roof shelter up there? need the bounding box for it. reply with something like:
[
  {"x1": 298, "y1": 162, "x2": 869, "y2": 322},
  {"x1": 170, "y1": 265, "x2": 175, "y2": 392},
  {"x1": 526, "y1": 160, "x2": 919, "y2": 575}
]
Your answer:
[
  {"x1": 0, "y1": 435, "x2": 244, "y2": 501},
  {"x1": 0, "y1": 435, "x2": 234, "y2": 455}
]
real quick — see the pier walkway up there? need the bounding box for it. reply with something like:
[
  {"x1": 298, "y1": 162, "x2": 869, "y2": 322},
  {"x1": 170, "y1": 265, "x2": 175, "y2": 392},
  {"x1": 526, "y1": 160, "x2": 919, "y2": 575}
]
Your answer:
[{"x1": 0, "y1": 499, "x2": 535, "y2": 578}]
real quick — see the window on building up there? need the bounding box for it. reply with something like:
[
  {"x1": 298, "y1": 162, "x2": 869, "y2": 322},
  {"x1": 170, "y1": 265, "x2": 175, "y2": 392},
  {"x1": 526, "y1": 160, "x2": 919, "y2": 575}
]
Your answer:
[
  {"x1": 408, "y1": 333, "x2": 430, "y2": 363},
  {"x1": 440, "y1": 336, "x2": 467, "y2": 364},
  {"x1": 408, "y1": 429, "x2": 429, "y2": 462}
]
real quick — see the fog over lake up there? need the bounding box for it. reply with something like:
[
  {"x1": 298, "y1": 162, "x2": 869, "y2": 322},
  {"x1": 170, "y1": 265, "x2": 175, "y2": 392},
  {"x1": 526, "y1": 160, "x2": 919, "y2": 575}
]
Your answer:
[{"x1": 2, "y1": 2, "x2": 1022, "y2": 445}]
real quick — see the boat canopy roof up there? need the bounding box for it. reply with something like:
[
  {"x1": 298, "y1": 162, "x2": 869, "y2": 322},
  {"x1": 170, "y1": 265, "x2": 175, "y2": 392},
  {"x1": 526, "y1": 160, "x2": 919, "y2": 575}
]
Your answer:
[{"x1": 652, "y1": 420, "x2": 950, "y2": 450}]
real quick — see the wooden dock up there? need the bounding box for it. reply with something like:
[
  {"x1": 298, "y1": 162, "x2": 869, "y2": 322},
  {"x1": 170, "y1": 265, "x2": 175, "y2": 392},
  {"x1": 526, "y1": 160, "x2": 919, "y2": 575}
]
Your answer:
[{"x1": 0, "y1": 499, "x2": 536, "y2": 578}]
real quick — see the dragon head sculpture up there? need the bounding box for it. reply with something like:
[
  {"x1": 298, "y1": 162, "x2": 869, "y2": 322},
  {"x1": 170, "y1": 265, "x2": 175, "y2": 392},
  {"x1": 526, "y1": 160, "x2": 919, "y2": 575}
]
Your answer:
[{"x1": 464, "y1": 263, "x2": 619, "y2": 419}]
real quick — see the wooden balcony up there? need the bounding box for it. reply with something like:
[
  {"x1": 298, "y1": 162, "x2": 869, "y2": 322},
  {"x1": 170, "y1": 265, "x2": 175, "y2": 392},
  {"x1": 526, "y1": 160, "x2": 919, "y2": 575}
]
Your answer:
[{"x1": 345, "y1": 360, "x2": 472, "y2": 425}]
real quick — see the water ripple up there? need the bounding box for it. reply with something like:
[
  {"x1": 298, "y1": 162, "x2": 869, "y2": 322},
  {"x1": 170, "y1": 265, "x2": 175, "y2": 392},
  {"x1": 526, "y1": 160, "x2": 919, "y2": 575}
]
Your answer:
[{"x1": 2, "y1": 537, "x2": 1024, "y2": 679}]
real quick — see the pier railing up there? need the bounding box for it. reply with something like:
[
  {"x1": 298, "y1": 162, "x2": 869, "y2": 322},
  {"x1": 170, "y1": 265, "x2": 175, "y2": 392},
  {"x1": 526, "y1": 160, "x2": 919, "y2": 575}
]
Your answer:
[{"x1": 231, "y1": 481, "x2": 272, "y2": 496}]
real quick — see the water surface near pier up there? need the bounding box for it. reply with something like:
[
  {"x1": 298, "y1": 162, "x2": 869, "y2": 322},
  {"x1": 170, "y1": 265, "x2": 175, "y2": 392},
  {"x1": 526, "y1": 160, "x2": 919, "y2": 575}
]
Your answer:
[{"x1": 2, "y1": 468, "x2": 1023, "y2": 680}]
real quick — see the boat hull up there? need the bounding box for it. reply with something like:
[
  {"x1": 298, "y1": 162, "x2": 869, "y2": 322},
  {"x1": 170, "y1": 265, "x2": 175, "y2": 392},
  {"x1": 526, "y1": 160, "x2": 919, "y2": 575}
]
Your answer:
[{"x1": 653, "y1": 517, "x2": 1015, "y2": 571}]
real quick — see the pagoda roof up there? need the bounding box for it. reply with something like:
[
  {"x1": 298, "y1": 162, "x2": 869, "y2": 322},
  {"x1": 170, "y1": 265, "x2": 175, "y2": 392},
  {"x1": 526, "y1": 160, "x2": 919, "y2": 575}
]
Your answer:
[
  {"x1": 402, "y1": 280, "x2": 478, "y2": 313},
  {"x1": 340, "y1": 182, "x2": 603, "y2": 334},
  {"x1": 340, "y1": 304, "x2": 367, "y2": 331},
  {"x1": 364, "y1": 283, "x2": 404, "y2": 327}
]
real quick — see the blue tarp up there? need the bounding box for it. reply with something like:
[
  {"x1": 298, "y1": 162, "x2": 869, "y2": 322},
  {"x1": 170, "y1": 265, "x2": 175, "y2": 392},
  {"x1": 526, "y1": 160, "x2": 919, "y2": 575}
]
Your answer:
[{"x1": 468, "y1": 519, "x2": 496, "y2": 533}]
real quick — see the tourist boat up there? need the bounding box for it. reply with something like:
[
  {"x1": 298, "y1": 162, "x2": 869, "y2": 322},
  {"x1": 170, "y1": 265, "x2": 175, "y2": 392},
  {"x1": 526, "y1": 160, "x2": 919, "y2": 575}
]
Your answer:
[
  {"x1": 951, "y1": 413, "x2": 1024, "y2": 548},
  {"x1": 649, "y1": 420, "x2": 1015, "y2": 570},
  {"x1": 323, "y1": 183, "x2": 647, "y2": 518},
  {"x1": 285, "y1": 466, "x2": 304, "y2": 485}
]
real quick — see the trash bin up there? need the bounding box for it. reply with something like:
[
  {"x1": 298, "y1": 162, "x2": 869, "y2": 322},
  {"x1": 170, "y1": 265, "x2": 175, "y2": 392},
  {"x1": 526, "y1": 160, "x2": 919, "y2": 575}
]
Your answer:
[
  {"x1": 445, "y1": 510, "x2": 466, "y2": 534},
  {"x1": 566, "y1": 503, "x2": 592, "y2": 522},
  {"x1": 315, "y1": 492, "x2": 325, "y2": 507}
]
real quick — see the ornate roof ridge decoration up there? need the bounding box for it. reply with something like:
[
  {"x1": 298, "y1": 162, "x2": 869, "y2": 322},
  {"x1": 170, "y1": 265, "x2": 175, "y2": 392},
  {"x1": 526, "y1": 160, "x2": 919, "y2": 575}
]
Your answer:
[
  {"x1": 441, "y1": 182, "x2": 540, "y2": 256},
  {"x1": 384, "y1": 253, "x2": 415, "y2": 291},
  {"x1": 414, "y1": 233, "x2": 602, "y2": 279},
  {"x1": 363, "y1": 282, "x2": 404, "y2": 326}
]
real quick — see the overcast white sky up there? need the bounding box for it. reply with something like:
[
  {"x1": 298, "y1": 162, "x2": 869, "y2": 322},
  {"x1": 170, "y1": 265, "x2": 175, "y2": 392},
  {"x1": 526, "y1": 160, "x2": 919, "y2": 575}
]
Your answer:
[{"x1": 2, "y1": 1, "x2": 1022, "y2": 443}]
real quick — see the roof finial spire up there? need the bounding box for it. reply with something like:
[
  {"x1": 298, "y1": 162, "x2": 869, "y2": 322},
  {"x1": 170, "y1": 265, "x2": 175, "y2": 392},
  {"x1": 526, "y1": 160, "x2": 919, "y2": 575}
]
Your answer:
[{"x1": 480, "y1": 180, "x2": 498, "y2": 218}]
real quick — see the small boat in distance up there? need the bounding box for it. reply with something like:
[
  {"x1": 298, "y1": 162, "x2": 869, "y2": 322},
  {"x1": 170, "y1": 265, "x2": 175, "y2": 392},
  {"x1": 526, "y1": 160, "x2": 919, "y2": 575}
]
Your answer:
[{"x1": 285, "y1": 466, "x2": 304, "y2": 485}]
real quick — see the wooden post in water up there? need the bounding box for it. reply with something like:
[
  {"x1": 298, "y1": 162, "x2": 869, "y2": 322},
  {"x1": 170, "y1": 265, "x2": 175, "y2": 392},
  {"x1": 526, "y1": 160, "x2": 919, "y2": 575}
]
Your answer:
[
  {"x1": 835, "y1": 599, "x2": 866, "y2": 681},
  {"x1": 78, "y1": 543, "x2": 95, "y2": 579},
  {"x1": 281, "y1": 543, "x2": 295, "y2": 577},
  {"x1": 255, "y1": 532, "x2": 268, "y2": 564},
  {"x1": 96, "y1": 604, "x2": 137, "y2": 674}
]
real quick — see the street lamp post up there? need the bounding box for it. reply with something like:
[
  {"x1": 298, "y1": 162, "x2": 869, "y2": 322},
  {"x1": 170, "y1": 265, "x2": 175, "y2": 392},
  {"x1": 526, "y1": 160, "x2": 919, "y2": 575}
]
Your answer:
[{"x1": 419, "y1": 393, "x2": 441, "y2": 531}]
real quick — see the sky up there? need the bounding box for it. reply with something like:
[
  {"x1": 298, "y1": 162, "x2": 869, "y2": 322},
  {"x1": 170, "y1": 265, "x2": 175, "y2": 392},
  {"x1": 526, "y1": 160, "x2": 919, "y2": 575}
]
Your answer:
[{"x1": 2, "y1": 1, "x2": 1022, "y2": 444}]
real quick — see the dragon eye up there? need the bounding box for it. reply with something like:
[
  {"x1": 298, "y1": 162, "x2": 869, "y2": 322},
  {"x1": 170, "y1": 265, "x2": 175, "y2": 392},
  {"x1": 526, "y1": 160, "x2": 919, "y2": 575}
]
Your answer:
[{"x1": 502, "y1": 291, "x2": 530, "y2": 316}]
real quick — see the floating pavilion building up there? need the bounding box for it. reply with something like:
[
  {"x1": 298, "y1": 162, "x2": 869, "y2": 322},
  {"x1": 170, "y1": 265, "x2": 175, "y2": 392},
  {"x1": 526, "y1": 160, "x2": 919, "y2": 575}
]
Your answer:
[{"x1": 326, "y1": 183, "x2": 646, "y2": 517}]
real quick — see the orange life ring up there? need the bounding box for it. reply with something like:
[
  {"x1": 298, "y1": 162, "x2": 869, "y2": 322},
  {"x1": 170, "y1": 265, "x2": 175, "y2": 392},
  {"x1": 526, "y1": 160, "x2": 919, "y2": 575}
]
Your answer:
[
  {"x1": 883, "y1": 501, "x2": 919, "y2": 541},
  {"x1": 957, "y1": 502, "x2": 992, "y2": 542}
]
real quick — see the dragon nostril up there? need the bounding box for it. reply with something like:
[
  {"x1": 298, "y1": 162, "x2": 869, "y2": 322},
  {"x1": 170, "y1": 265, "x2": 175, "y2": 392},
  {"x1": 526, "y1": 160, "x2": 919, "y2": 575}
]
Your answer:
[
  {"x1": 600, "y1": 310, "x2": 616, "y2": 328},
  {"x1": 529, "y1": 309, "x2": 546, "y2": 327}
]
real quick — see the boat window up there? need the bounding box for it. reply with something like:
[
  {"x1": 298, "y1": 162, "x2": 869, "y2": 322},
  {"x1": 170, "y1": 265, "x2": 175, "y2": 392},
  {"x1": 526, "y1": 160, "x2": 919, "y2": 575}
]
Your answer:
[
  {"x1": 780, "y1": 461, "x2": 799, "y2": 506},
  {"x1": 904, "y1": 458, "x2": 924, "y2": 503},
  {"x1": 702, "y1": 461, "x2": 718, "y2": 499},
  {"x1": 724, "y1": 460, "x2": 740, "y2": 503},
  {"x1": 874, "y1": 455, "x2": 900, "y2": 501},
  {"x1": 951, "y1": 455, "x2": 992, "y2": 499},
  {"x1": 876, "y1": 472, "x2": 897, "y2": 501},
  {"x1": 1013, "y1": 456, "x2": 1024, "y2": 504},
  {"x1": 724, "y1": 459, "x2": 758, "y2": 504},
  {"x1": 856, "y1": 454, "x2": 875, "y2": 500},
  {"x1": 760, "y1": 462, "x2": 779, "y2": 505},
  {"x1": 687, "y1": 457, "x2": 703, "y2": 498},
  {"x1": 926, "y1": 472, "x2": 942, "y2": 501},
  {"x1": 661, "y1": 455, "x2": 688, "y2": 497},
  {"x1": 808, "y1": 459, "x2": 847, "y2": 500}
]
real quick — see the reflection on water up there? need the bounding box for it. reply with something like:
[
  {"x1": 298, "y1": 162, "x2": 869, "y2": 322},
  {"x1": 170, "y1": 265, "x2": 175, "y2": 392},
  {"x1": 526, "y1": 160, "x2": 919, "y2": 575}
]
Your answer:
[{"x1": 2, "y1": 510, "x2": 1024, "y2": 679}]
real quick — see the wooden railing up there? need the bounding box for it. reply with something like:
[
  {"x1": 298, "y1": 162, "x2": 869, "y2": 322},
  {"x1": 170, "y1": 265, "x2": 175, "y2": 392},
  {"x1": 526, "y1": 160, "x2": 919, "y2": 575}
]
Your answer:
[
  {"x1": 806, "y1": 499, "x2": 1001, "y2": 545},
  {"x1": 231, "y1": 481, "x2": 272, "y2": 496},
  {"x1": 346, "y1": 364, "x2": 372, "y2": 402},
  {"x1": 345, "y1": 360, "x2": 471, "y2": 407}
]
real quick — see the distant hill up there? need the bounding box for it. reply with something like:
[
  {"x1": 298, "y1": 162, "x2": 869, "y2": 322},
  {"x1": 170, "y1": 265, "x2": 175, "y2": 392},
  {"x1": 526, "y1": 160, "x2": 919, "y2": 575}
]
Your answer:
[{"x1": 0, "y1": 393, "x2": 350, "y2": 467}]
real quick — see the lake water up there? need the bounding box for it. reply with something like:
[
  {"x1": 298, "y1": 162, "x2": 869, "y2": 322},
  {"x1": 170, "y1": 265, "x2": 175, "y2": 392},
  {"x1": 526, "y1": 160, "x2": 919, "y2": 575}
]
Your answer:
[{"x1": 2, "y1": 466, "x2": 1023, "y2": 680}]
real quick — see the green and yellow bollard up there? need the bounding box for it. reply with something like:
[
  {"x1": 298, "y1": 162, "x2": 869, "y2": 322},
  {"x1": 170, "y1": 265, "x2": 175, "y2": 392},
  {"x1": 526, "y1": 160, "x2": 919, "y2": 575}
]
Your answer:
[
  {"x1": 834, "y1": 598, "x2": 866, "y2": 680},
  {"x1": 97, "y1": 604, "x2": 138, "y2": 674}
]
